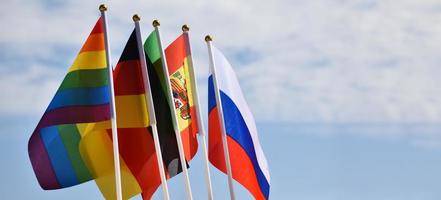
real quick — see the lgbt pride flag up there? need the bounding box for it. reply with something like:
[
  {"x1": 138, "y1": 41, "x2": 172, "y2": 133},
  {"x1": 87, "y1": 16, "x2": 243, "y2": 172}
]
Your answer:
[
  {"x1": 165, "y1": 34, "x2": 199, "y2": 161},
  {"x1": 28, "y1": 17, "x2": 111, "y2": 190},
  {"x1": 208, "y1": 45, "x2": 270, "y2": 199}
]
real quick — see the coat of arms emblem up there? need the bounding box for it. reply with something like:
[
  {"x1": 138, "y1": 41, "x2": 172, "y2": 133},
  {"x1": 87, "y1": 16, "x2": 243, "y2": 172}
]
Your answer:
[{"x1": 171, "y1": 72, "x2": 191, "y2": 120}]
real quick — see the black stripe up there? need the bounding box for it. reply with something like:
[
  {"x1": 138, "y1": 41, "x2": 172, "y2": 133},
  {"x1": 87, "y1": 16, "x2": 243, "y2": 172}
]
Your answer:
[
  {"x1": 146, "y1": 52, "x2": 187, "y2": 176},
  {"x1": 118, "y1": 29, "x2": 139, "y2": 62}
]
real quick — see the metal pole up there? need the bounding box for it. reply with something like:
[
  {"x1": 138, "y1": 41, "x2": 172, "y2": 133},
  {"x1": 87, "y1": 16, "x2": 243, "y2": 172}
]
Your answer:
[
  {"x1": 153, "y1": 20, "x2": 193, "y2": 200},
  {"x1": 205, "y1": 35, "x2": 236, "y2": 200},
  {"x1": 182, "y1": 25, "x2": 214, "y2": 200},
  {"x1": 133, "y1": 14, "x2": 170, "y2": 200},
  {"x1": 99, "y1": 4, "x2": 122, "y2": 200}
]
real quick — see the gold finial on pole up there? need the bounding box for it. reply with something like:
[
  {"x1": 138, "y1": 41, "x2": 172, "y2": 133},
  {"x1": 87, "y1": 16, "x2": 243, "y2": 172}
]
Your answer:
[
  {"x1": 152, "y1": 19, "x2": 160, "y2": 27},
  {"x1": 99, "y1": 4, "x2": 107, "y2": 12},
  {"x1": 205, "y1": 35, "x2": 213, "y2": 42},
  {"x1": 132, "y1": 14, "x2": 141, "y2": 22},
  {"x1": 182, "y1": 24, "x2": 190, "y2": 32}
]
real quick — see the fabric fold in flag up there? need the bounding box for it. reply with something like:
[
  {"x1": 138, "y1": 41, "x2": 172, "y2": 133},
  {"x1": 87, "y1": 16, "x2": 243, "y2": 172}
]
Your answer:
[
  {"x1": 79, "y1": 29, "x2": 158, "y2": 200},
  {"x1": 79, "y1": 123, "x2": 141, "y2": 200},
  {"x1": 80, "y1": 29, "x2": 186, "y2": 200},
  {"x1": 28, "y1": 17, "x2": 111, "y2": 190},
  {"x1": 139, "y1": 31, "x2": 189, "y2": 199},
  {"x1": 208, "y1": 45, "x2": 271, "y2": 200}
]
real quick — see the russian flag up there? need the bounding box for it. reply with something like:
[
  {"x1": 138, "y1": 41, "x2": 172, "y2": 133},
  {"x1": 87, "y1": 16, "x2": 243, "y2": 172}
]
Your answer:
[{"x1": 208, "y1": 45, "x2": 270, "y2": 199}]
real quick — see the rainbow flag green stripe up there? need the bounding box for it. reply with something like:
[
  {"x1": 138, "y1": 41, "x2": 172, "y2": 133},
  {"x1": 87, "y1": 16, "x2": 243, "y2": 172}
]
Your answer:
[
  {"x1": 59, "y1": 68, "x2": 108, "y2": 90},
  {"x1": 57, "y1": 124, "x2": 93, "y2": 182}
]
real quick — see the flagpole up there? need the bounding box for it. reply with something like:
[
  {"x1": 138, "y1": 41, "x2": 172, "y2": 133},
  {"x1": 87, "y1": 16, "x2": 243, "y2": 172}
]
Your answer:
[
  {"x1": 205, "y1": 35, "x2": 236, "y2": 200},
  {"x1": 182, "y1": 25, "x2": 214, "y2": 200},
  {"x1": 133, "y1": 15, "x2": 170, "y2": 200},
  {"x1": 99, "y1": 4, "x2": 123, "y2": 200},
  {"x1": 153, "y1": 20, "x2": 194, "y2": 200}
]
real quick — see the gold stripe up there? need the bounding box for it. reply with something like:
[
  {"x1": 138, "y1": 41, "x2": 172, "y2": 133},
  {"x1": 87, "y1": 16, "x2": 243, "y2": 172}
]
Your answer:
[
  {"x1": 76, "y1": 121, "x2": 111, "y2": 138},
  {"x1": 115, "y1": 94, "x2": 150, "y2": 128},
  {"x1": 171, "y1": 60, "x2": 196, "y2": 132},
  {"x1": 79, "y1": 129, "x2": 142, "y2": 199},
  {"x1": 75, "y1": 95, "x2": 149, "y2": 136}
]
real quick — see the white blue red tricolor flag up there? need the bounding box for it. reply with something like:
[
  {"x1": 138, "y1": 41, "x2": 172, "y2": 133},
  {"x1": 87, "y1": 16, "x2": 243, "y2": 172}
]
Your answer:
[{"x1": 208, "y1": 45, "x2": 270, "y2": 199}]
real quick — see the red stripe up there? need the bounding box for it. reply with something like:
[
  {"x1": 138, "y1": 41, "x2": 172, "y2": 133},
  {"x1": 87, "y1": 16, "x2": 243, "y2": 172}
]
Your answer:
[
  {"x1": 36, "y1": 104, "x2": 110, "y2": 130},
  {"x1": 114, "y1": 128, "x2": 162, "y2": 198},
  {"x1": 208, "y1": 108, "x2": 266, "y2": 200},
  {"x1": 208, "y1": 108, "x2": 225, "y2": 166},
  {"x1": 113, "y1": 60, "x2": 145, "y2": 96},
  {"x1": 180, "y1": 105, "x2": 199, "y2": 161},
  {"x1": 28, "y1": 132, "x2": 60, "y2": 189},
  {"x1": 165, "y1": 34, "x2": 188, "y2": 75},
  {"x1": 114, "y1": 125, "x2": 198, "y2": 198},
  {"x1": 227, "y1": 137, "x2": 266, "y2": 200},
  {"x1": 163, "y1": 34, "x2": 199, "y2": 161}
]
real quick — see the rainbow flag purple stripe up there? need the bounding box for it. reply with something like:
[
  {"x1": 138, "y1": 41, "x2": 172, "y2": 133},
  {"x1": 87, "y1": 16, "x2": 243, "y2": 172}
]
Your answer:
[{"x1": 28, "y1": 17, "x2": 111, "y2": 190}]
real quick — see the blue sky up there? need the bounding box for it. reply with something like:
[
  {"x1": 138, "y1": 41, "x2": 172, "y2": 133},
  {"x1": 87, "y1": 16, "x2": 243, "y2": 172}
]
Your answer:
[{"x1": 1, "y1": 0, "x2": 441, "y2": 199}]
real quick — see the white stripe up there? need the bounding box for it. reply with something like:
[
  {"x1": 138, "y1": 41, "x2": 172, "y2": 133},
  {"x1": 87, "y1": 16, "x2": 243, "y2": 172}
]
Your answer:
[{"x1": 211, "y1": 46, "x2": 270, "y2": 183}]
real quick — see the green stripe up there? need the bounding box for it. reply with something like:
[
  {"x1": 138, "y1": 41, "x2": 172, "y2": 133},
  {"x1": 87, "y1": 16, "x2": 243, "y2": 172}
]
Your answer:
[
  {"x1": 144, "y1": 31, "x2": 170, "y2": 102},
  {"x1": 59, "y1": 68, "x2": 108, "y2": 90},
  {"x1": 57, "y1": 124, "x2": 93, "y2": 182},
  {"x1": 144, "y1": 32, "x2": 182, "y2": 175},
  {"x1": 144, "y1": 31, "x2": 161, "y2": 63},
  {"x1": 153, "y1": 59, "x2": 171, "y2": 102}
]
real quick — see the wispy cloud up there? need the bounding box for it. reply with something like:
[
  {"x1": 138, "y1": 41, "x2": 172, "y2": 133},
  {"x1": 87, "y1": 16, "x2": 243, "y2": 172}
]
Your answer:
[{"x1": 1, "y1": 0, "x2": 440, "y2": 124}]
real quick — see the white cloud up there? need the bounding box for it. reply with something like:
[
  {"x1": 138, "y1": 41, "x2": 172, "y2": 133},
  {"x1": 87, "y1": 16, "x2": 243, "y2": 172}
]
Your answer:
[
  {"x1": 0, "y1": 0, "x2": 441, "y2": 124},
  {"x1": 0, "y1": 64, "x2": 62, "y2": 115}
]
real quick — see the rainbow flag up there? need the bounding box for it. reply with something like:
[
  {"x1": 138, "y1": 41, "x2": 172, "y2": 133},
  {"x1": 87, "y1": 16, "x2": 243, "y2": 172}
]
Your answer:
[
  {"x1": 165, "y1": 34, "x2": 199, "y2": 161},
  {"x1": 28, "y1": 17, "x2": 111, "y2": 189}
]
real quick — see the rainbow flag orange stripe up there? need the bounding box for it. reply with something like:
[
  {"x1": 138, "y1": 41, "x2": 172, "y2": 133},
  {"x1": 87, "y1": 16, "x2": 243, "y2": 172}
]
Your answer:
[{"x1": 28, "y1": 17, "x2": 111, "y2": 189}]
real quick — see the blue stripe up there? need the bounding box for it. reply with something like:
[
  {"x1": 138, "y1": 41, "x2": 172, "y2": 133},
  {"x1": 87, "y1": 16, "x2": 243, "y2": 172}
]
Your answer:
[
  {"x1": 40, "y1": 126, "x2": 79, "y2": 187},
  {"x1": 208, "y1": 75, "x2": 270, "y2": 198},
  {"x1": 208, "y1": 76, "x2": 216, "y2": 112},
  {"x1": 47, "y1": 86, "x2": 110, "y2": 111}
]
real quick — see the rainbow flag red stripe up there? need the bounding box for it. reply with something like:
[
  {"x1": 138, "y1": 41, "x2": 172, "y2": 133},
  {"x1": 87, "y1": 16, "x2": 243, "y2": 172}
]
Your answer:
[{"x1": 28, "y1": 17, "x2": 111, "y2": 190}]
